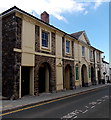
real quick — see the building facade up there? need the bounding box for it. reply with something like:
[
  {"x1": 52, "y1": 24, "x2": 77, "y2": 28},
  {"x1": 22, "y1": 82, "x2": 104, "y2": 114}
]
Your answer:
[
  {"x1": 101, "y1": 59, "x2": 110, "y2": 83},
  {"x1": 1, "y1": 6, "x2": 103, "y2": 99}
]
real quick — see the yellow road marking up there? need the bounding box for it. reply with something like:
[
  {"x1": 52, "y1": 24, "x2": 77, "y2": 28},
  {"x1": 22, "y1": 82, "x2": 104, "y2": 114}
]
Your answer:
[{"x1": 0, "y1": 86, "x2": 106, "y2": 117}]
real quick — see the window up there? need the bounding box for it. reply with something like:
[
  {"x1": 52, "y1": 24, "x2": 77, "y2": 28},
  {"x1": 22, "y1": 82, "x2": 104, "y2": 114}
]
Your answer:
[
  {"x1": 76, "y1": 65, "x2": 79, "y2": 80},
  {"x1": 90, "y1": 50, "x2": 93, "y2": 59},
  {"x1": 66, "y1": 40, "x2": 70, "y2": 53},
  {"x1": 42, "y1": 31, "x2": 49, "y2": 48},
  {"x1": 97, "y1": 52, "x2": 100, "y2": 62},
  {"x1": 82, "y1": 46, "x2": 85, "y2": 56}
]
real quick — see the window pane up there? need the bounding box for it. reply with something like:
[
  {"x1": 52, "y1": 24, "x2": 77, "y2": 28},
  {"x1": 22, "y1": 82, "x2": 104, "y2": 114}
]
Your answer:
[
  {"x1": 42, "y1": 31, "x2": 49, "y2": 48},
  {"x1": 66, "y1": 41, "x2": 70, "y2": 53},
  {"x1": 82, "y1": 46, "x2": 85, "y2": 56}
]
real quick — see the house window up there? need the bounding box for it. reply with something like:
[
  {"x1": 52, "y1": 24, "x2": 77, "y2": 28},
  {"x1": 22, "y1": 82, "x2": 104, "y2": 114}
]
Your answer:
[
  {"x1": 97, "y1": 52, "x2": 100, "y2": 62},
  {"x1": 76, "y1": 65, "x2": 79, "y2": 80},
  {"x1": 66, "y1": 40, "x2": 70, "y2": 53},
  {"x1": 82, "y1": 46, "x2": 85, "y2": 56},
  {"x1": 90, "y1": 50, "x2": 93, "y2": 59},
  {"x1": 42, "y1": 31, "x2": 49, "y2": 48}
]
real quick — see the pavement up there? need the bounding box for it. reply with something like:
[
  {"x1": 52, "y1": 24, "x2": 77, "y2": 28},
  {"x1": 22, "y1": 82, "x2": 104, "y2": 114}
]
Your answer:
[{"x1": 0, "y1": 83, "x2": 110, "y2": 113}]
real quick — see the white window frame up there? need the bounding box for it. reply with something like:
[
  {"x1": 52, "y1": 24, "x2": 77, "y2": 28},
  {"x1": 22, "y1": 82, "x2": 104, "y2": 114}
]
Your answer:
[
  {"x1": 40, "y1": 28, "x2": 51, "y2": 52},
  {"x1": 82, "y1": 46, "x2": 85, "y2": 57},
  {"x1": 97, "y1": 52, "x2": 100, "y2": 62},
  {"x1": 65, "y1": 39, "x2": 71, "y2": 55},
  {"x1": 90, "y1": 50, "x2": 93, "y2": 59}
]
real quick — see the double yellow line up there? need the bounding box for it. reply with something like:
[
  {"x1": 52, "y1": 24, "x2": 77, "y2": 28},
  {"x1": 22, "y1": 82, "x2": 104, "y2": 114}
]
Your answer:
[{"x1": 0, "y1": 86, "x2": 106, "y2": 117}]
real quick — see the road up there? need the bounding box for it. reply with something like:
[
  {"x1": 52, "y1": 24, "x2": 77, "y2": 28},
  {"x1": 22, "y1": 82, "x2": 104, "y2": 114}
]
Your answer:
[{"x1": 2, "y1": 85, "x2": 111, "y2": 119}]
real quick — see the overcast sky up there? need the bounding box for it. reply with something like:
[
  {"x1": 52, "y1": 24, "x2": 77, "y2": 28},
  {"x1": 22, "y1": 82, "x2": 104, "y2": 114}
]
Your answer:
[{"x1": 0, "y1": 0, "x2": 109, "y2": 62}]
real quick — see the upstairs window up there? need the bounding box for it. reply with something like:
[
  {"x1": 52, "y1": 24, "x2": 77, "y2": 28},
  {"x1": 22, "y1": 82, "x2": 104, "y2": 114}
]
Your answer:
[
  {"x1": 66, "y1": 40, "x2": 70, "y2": 53},
  {"x1": 82, "y1": 46, "x2": 85, "y2": 56},
  {"x1": 42, "y1": 31, "x2": 49, "y2": 48},
  {"x1": 90, "y1": 50, "x2": 93, "y2": 59},
  {"x1": 97, "y1": 52, "x2": 100, "y2": 62}
]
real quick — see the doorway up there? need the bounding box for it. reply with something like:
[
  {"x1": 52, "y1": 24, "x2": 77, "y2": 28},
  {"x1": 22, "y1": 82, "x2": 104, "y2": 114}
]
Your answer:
[
  {"x1": 64, "y1": 65, "x2": 72, "y2": 90},
  {"x1": 91, "y1": 67, "x2": 94, "y2": 85},
  {"x1": 21, "y1": 67, "x2": 30, "y2": 97},
  {"x1": 81, "y1": 64, "x2": 88, "y2": 87},
  {"x1": 38, "y1": 63, "x2": 50, "y2": 93}
]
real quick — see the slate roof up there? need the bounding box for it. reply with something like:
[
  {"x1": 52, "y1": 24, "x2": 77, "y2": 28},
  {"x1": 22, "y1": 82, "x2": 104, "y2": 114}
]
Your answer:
[
  {"x1": 70, "y1": 31, "x2": 84, "y2": 39},
  {"x1": 1, "y1": 6, "x2": 104, "y2": 53}
]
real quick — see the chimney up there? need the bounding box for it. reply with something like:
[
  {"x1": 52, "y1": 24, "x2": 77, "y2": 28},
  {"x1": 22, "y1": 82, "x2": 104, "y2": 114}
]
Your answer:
[{"x1": 41, "y1": 11, "x2": 49, "y2": 23}]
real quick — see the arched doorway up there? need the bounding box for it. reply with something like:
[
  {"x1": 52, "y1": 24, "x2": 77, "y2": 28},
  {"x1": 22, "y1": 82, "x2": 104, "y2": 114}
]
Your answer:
[
  {"x1": 91, "y1": 67, "x2": 94, "y2": 85},
  {"x1": 81, "y1": 64, "x2": 88, "y2": 87},
  {"x1": 38, "y1": 63, "x2": 51, "y2": 93},
  {"x1": 64, "y1": 65, "x2": 72, "y2": 90},
  {"x1": 98, "y1": 70, "x2": 101, "y2": 84}
]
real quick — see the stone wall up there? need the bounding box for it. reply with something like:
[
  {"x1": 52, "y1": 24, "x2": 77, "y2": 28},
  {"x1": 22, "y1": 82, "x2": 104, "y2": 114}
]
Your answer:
[
  {"x1": 63, "y1": 59, "x2": 75, "y2": 89},
  {"x1": 34, "y1": 55, "x2": 56, "y2": 95},
  {"x1": 35, "y1": 25, "x2": 56, "y2": 55},
  {"x1": 2, "y1": 13, "x2": 22, "y2": 99}
]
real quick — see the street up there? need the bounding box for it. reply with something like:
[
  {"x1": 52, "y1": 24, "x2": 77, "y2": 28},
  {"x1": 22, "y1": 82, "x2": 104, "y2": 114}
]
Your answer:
[{"x1": 2, "y1": 85, "x2": 110, "y2": 119}]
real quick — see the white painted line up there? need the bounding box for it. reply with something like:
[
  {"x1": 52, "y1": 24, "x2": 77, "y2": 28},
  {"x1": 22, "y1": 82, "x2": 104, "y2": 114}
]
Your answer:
[
  {"x1": 85, "y1": 106, "x2": 89, "y2": 108},
  {"x1": 70, "y1": 111, "x2": 77, "y2": 116},
  {"x1": 73, "y1": 115, "x2": 77, "y2": 118},
  {"x1": 89, "y1": 102, "x2": 97, "y2": 105},
  {"x1": 78, "y1": 110, "x2": 83, "y2": 113},
  {"x1": 97, "y1": 99, "x2": 102, "y2": 102},
  {"x1": 98, "y1": 102, "x2": 101, "y2": 104},
  {"x1": 82, "y1": 109, "x2": 88, "y2": 114},
  {"x1": 91, "y1": 106, "x2": 95, "y2": 109}
]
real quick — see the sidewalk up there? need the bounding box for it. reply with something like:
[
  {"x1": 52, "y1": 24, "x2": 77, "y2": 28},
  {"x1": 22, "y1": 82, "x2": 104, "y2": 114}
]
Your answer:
[{"x1": 1, "y1": 84, "x2": 110, "y2": 113}]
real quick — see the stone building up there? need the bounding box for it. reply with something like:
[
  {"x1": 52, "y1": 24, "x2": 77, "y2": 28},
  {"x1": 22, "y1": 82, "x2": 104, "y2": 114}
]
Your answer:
[
  {"x1": 1, "y1": 6, "x2": 103, "y2": 99},
  {"x1": 101, "y1": 59, "x2": 110, "y2": 83}
]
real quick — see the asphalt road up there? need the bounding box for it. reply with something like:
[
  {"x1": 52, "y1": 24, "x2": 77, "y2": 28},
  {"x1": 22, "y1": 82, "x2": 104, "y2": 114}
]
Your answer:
[{"x1": 2, "y1": 85, "x2": 111, "y2": 119}]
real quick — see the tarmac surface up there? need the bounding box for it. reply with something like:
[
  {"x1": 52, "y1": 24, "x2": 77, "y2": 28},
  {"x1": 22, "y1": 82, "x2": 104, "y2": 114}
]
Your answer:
[
  {"x1": 2, "y1": 85, "x2": 110, "y2": 119},
  {"x1": 0, "y1": 83, "x2": 110, "y2": 113}
]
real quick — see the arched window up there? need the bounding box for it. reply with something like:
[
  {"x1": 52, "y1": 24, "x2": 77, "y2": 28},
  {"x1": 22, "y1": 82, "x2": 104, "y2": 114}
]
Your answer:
[
  {"x1": 75, "y1": 64, "x2": 79, "y2": 80},
  {"x1": 89, "y1": 66, "x2": 91, "y2": 78}
]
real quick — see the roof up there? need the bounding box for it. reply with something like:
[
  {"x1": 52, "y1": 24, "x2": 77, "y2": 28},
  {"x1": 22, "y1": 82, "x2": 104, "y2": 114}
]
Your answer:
[
  {"x1": 91, "y1": 46, "x2": 104, "y2": 53},
  {"x1": 102, "y1": 59, "x2": 109, "y2": 64},
  {"x1": 0, "y1": 6, "x2": 77, "y2": 40},
  {"x1": 1, "y1": 6, "x2": 104, "y2": 54},
  {"x1": 71, "y1": 31, "x2": 84, "y2": 39}
]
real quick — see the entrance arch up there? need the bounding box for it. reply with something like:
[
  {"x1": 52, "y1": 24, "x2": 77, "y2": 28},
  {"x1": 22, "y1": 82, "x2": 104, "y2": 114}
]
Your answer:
[
  {"x1": 91, "y1": 66, "x2": 94, "y2": 85},
  {"x1": 64, "y1": 65, "x2": 72, "y2": 90},
  {"x1": 38, "y1": 63, "x2": 51, "y2": 93},
  {"x1": 81, "y1": 64, "x2": 88, "y2": 87}
]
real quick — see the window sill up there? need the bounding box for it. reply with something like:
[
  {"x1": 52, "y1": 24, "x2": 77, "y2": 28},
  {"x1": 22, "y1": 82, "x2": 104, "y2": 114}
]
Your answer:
[
  {"x1": 41, "y1": 47, "x2": 51, "y2": 52},
  {"x1": 75, "y1": 80, "x2": 79, "y2": 81},
  {"x1": 65, "y1": 52, "x2": 71, "y2": 56}
]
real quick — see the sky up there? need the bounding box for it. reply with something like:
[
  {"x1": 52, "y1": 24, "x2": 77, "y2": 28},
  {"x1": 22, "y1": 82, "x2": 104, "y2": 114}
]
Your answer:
[{"x1": 0, "y1": 0, "x2": 109, "y2": 62}]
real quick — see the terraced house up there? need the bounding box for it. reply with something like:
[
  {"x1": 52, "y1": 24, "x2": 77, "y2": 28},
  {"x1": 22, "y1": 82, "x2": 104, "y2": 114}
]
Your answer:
[{"x1": 1, "y1": 6, "x2": 103, "y2": 99}]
